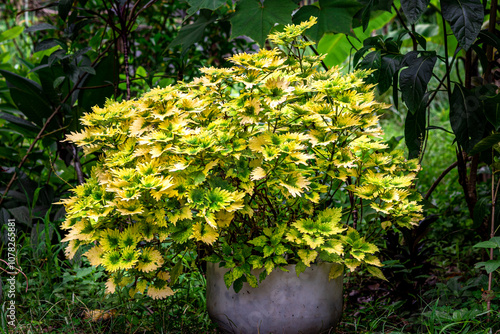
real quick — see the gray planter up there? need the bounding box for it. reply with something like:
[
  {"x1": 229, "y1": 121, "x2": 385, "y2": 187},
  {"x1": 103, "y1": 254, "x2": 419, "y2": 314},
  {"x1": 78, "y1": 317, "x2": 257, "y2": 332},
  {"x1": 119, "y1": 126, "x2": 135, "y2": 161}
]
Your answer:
[{"x1": 206, "y1": 262, "x2": 343, "y2": 334}]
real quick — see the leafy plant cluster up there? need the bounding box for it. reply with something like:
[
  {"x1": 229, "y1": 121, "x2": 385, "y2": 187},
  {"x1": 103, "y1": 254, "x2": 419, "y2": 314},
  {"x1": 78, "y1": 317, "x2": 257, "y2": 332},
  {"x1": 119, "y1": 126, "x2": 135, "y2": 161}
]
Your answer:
[{"x1": 60, "y1": 18, "x2": 422, "y2": 298}]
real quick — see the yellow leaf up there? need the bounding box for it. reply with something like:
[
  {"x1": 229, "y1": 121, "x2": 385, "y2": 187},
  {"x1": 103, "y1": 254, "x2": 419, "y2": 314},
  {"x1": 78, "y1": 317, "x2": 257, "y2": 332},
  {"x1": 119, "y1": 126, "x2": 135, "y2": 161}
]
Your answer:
[
  {"x1": 328, "y1": 263, "x2": 344, "y2": 280},
  {"x1": 192, "y1": 222, "x2": 218, "y2": 244},
  {"x1": 297, "y1": 249, "x2": 317, "y2": 267},
  {"x1": 216, "y1": 210, "x2": 234, "y2": 228},
  {"x1": 147, "y1": 286, "x2": 175, "y2": 300},
  {"x1": 250, "y1": 167, "x2": 266, "y2": 181}
]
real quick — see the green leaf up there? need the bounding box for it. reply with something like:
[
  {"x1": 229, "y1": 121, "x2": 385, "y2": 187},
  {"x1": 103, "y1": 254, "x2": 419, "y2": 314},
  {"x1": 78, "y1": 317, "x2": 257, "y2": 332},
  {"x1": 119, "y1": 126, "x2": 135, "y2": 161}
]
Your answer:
[
  {"x1": 248, "y1": 255, "x2": 264, "y2": 269},
  {"x1": 0, "y1": 26, "x2": 24, "y2": 43},
  {"x1": 248, "y1": 235, "x2": 268, "y2": 247},
  {"x1": 449, "y1": 84, "x2": 486, "y2": 153},
  {"x1": 472, "y1": 197, "x2": 491, "y2": 229},
  {"x1": 378, "y1": 53, "x2": 403, "y2": 94},
  {"x1": 0, "y1": 111, "x2": 40, "y2": 132},
  {"x1": 470, "y1": 133, "x2": 500, "y2": 155},
  {"x1": 170, "y1": 260, "x2": 183, "y2": 285},
  {"x1": 318, "y1": 11, "x2": 395, "y2": 67},
  {"x1": 263, "y1": 245, "x2": 274, "y2": 257},
  {"x1": 58, "y1": 0, "x2": 73, "y2": 22},
  {"x1": 232, "y1": 266, "x2": 245, "y2": 280},
  {"x1": 295, "y1": 261, "x2": 307, "y2": 277},
  {"x1": 246, "y1": 273, "x2": 258, "y2": 287},
  {"x1": 484, "y1": 99, "x2": 500, "y2": 132},
  {"x1": 231, "y1": 0, "x2": 297, "y2": 46},
  {"x1": 473, "y1": 240, "x2": 498, "y2": 249},
  {"x1": 264, "y1": 258, "x2": 274, "y2": 275},
  {"x1": 366, "y1": 265, "x2": 387, "y2": 281},
  {"x1": 223, "y1": 270, "x2": 233, "y2": 289},
  {"x1": 0, "y1": 70, "x2": 54, "y2": 128},
  {"x1": 186, "y1": 0, "x2": 227, "y2": 16},
  {"x1": 441, "y1": 0, "x2": 484, "y2": 51},
  {"x1": 78, "y1": 55, "x2": 116, "y2": 114},
  {"x1": 358, "y1": 50, "x2": 381, "y2": 85},
  {"x1": 292, "y1": 0, "x2": 363, "y2": 41},
  {"x1": 328, "y1": 263, "x2": 344, "y2": 280},
  {"x1": 233, "y1": 276, "x2": 245, "y2": 293},
  {"x1": 169, "y1": 220, "x2": 193, "y2": 243},
  {"x1": 400, "y1": 0, "x2": 429, "y2": 24},
  {"x1": 399, "y1": 51, "x2": 436, "y2": 114},
  {"x1": 169, "y1": 10, "x2": 217, "y2": 51},
  {"x1": 297, "y1": 249, "x2": 317, "y2": 266},
  {"x1": 484, "y1": 260, "x2": 500, "y2": 274},
  {"x1": 25, "y1": 23, "x2": 57, "y2": 33},
  {"x1": 405, "y1": 93, "x2": 428, "y2": 159}
]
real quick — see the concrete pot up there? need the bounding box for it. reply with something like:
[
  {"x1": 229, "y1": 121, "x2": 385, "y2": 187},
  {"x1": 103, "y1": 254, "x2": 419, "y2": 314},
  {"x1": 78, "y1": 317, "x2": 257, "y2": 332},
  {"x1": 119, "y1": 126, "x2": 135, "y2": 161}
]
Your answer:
[{"x1": 206, "y1": 262, "x2": 343, "y2": 334}]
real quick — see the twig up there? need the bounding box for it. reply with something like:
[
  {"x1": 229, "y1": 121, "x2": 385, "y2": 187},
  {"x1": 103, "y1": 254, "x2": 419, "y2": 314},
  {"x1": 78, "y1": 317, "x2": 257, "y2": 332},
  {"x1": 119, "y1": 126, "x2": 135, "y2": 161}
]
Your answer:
[
  {"x1": 424, "y1": 160, "x2": 464, "y2": 200},
  {"x1": 303, "y1": 35, "x2": 329, "y2": 71}
]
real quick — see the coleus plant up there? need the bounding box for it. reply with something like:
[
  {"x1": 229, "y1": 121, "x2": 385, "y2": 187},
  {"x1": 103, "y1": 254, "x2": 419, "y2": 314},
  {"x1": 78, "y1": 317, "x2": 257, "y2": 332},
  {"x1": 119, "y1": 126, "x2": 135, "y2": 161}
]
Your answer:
[{"x1": 60, "y1": 17, "x2": 423, "y2": 299}]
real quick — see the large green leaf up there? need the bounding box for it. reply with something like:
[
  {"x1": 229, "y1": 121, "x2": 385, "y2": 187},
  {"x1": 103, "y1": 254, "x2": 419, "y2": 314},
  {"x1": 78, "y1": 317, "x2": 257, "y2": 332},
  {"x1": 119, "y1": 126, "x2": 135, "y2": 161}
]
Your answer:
[
  {"x1": 358, "y1": 50, "x2": 381, "y2": 85},
  {"x1": 470, "y1": 133, "x2": 500, "y2": 155},
  {"x1": 170, "y1": 10, "x2": 217, "y2": 51},
  {"x1": 0, "y1": 26, "x2": 24, "y2": 43},
  {"x1": 0, "y1": 69, "x2": 53, "y2": 128},
  {"x1": 449, "y1": 84, "x2": 486, "y2": 153},
  {"x1": 58, "y1": 0, "x2": 73, "y2": 22},
  {"x1": 318, "y1": 10, "x2": 395, "y2": 67},
  {"x1": 378, "y1": 53, "x2": 403, "y2": 93},
  {"x1": 0, "y1": 111, "x2": 40, "y2": 132},
  {"x1": 399, "y1": 51, "x2": 436, "y2": 114},
  {"x1": 78, "y1": 55, "x2": 116, "y2": 114},
  {"x1": 482, "y1": 90, "x2": 500, "y2": 131},
  {"x1": 400, "y1": 0, "x2": 429, "y2": 24},
  {"x1": 186, "y1": 0, "x2": 227, "y2": 16},
  {"x1": 230, "y1": 0, "x2": 296, "y2": 46},
  {"x1": 292, "y1": 0, "x2": 363, "y2": 41},
  {"x1": 440, "y1": 0, "x2": 483, "y2": 51},
  {"x1": 352, "y1": 0, "x2": 393, "y2": 31},
  {"x1": 405, "y1": 93, "x2": 428, "y2": 159}
]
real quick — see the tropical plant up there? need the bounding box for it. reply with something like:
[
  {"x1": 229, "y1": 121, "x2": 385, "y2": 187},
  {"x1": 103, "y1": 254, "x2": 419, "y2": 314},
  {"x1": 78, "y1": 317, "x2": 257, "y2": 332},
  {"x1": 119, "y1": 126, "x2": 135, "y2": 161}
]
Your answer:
[{"x1": 58, "y1": 18, "x2": 422, "y2": 299}]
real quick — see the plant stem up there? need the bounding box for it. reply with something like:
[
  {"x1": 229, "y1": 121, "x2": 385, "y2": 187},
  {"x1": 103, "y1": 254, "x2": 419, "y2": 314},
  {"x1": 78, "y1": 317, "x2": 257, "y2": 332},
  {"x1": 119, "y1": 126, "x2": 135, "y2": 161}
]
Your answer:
[
  {"x1": 424, "y1": 161, "x2": 460, "y2": 200},
  {"x1": 302, "y1": 35, "x2": 328, "y2": 71}
]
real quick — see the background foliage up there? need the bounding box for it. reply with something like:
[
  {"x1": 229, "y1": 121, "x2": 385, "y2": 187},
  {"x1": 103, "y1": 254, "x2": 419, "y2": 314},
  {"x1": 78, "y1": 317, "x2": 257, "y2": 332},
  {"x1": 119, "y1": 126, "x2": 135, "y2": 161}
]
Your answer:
[{"x1": 1, "y1": 0, "x2": 500, "y2": 332}]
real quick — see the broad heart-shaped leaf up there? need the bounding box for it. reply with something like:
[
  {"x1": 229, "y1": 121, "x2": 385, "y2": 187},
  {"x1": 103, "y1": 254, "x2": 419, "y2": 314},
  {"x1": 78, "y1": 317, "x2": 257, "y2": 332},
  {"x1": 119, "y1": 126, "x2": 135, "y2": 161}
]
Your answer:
[
  {"x1": 230, "y1": 0, "x2": 296, "y2": 46},
  {"x1": 470, "y1": 133, "x2": 500, "y2": 155},
  {"x1": 449, "y1": 84, "x2": 486, "y2": 153},
  {"x1": 378, "y1": 53, "x2": 403, "y2": 93},
  {"x1": 170, "y1": 11, "x2": 217, "y2": 51},
  {"x1": 399, "y1": 51, "x2": 436, "y2": 114},
  {"x1": 405, "y1": 93, "x2": 428, "y2": 159},
  {"x1": 292, "y1": 0, "x2": 364, "y2": 41},
  {"x1": 186, "y1": 0, "x2": 227, "y2": 16},
  {"x1": 400, "y1": 0, "x2": 430, "y2": 24},
  {"x1": 441, "y1": 0, "x2": 484, "y2": 51}
]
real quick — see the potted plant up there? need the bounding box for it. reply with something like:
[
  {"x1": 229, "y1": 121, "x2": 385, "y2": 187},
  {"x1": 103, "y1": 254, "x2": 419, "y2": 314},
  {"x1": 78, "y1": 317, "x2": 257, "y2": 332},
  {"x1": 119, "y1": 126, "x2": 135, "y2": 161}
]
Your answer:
[{"x1": 60, "y1": 17, "x2": 423, "y2": 333}]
